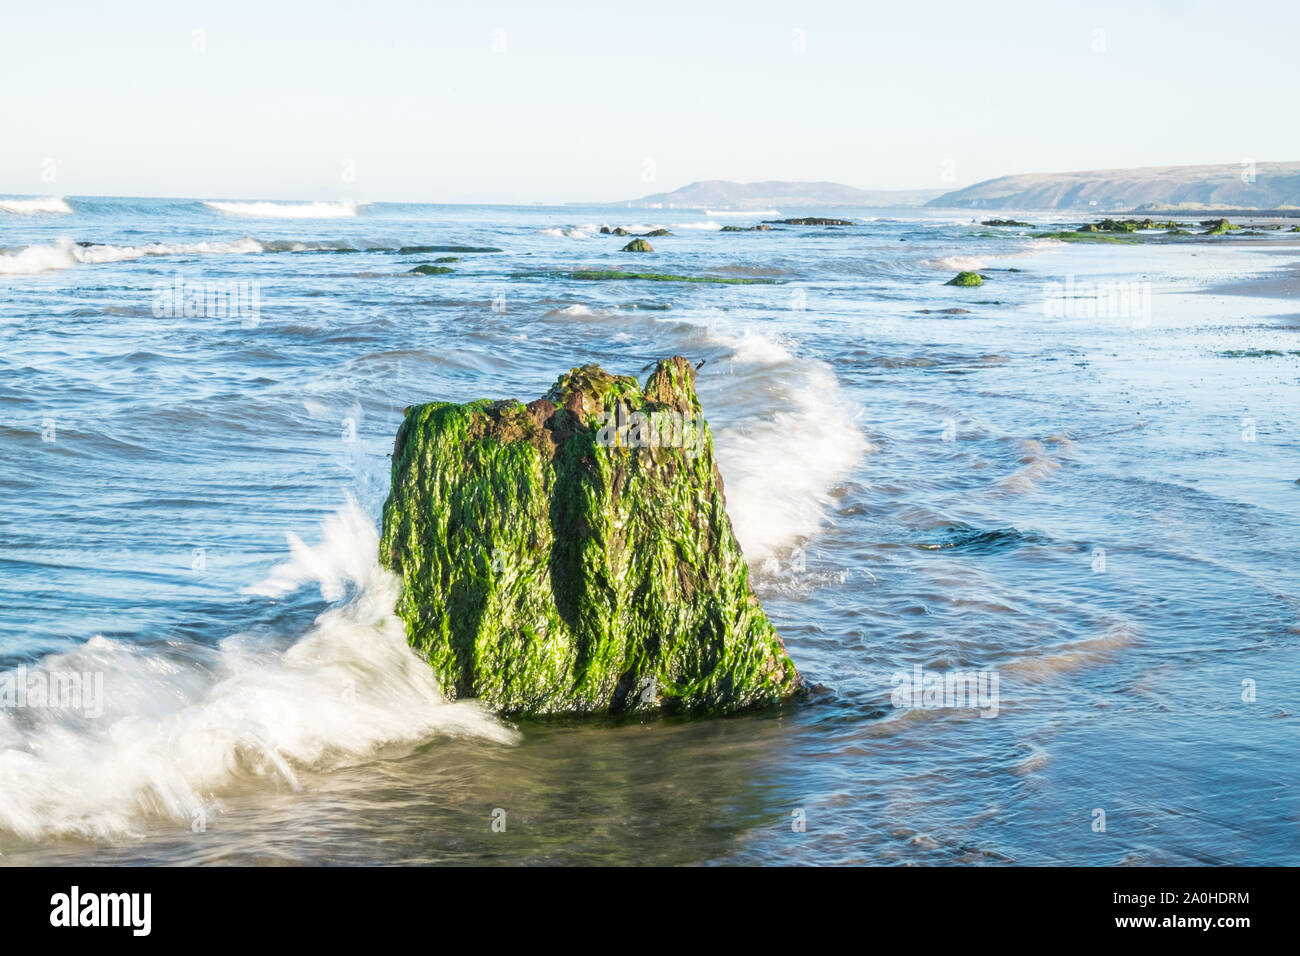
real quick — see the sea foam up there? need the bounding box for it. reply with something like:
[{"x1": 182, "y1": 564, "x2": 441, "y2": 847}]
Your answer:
[
  {"x1": 700, "y1": 326, "x2": 870, "y2": 564},
  {"x1": 204, "y1": 200, "x2": 364, "y2": 219},
  {"x1": 0, "y1": 237, "x2": 265, "y2": 275},
  {"x1": 0, "y1": 500, "x2": 515, "y2": 840},
  {"x1": 0, "y1": 196, "x2": 73, "y2": 215}
]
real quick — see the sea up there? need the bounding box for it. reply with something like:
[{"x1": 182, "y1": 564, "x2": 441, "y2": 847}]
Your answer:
[{"x1": 1, "y1": 196, "x2": 1297, "y2": 864}]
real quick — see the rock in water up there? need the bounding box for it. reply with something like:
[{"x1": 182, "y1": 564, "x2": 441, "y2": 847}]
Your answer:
[
  {"x1": 379, "y1": 356, "x2": 805, "y2": 716},
  {"x1": 622, "y1": 238, "x2": 654, "y2": 252}
]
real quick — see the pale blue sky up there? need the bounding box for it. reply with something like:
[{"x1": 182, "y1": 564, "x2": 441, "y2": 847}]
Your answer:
[{"x1": 3, "y1": 0, "x2": 1296, "y2": 203}]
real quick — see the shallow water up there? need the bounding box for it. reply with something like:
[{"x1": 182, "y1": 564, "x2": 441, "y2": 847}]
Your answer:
[{"x1": 1, "y1": 198, "x2": 1298, "y2": 864}]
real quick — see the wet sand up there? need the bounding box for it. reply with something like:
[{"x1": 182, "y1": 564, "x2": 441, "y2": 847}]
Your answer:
[{"x1": 1199, "y1": 241, "x2": 1300, "y2": 313}]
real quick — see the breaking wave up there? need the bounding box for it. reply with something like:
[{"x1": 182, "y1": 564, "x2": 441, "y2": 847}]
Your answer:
[
  {"x1": 0, "y1": 196, "x2": 73, "y2": 215},
  {"x1": 0, "y1": 237, "x2": 265, "y2": 275},
  {"x1": 699, "y1": 326, "x2": 871, "y2": 563},
  {"x1": 540, "y1": 225, "x2": 594, "y2": 239},
  {"x1": 0, "y1": 500, "x2": 515, "y2": 841},
  {"x1": 204, "y1": 200, "x2": 364, "y2": 219}
]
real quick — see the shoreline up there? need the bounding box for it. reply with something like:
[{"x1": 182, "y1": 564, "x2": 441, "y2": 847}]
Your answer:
[{"x1": 1200, "y1": 249, "x2": 1300, "y2": 302}]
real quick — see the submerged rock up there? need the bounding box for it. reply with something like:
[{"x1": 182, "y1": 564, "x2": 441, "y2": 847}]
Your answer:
[
  {"x1": 379, "y1": 357, "x2": 805, "y2": 716},
  {"x1": 946, "y1": 271, "x2": 985, "y2": 287},
  {"x1": 409, "y1": 264, "x2": 454, "y2": 275},
  {"x1": 762, "y1": 217, "x2": 855, "y2": 226},
  {"x1": 622, "y1": 238, "x2": 654, "y2": 252}
]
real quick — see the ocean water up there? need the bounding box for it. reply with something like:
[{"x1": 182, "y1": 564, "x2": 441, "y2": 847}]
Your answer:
[{"x1": 1, "y1": 197, "x2": 1298, "y2": 865}]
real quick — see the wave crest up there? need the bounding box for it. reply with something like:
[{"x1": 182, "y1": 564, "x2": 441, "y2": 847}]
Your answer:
[
  {"x1": 204, "y1": 200, "x2": 364, "y2": 219},
  {"x1": 0, "y1": 500, "x2": 515, "y2": 841},
  {"x1": 0, "y1": 196, "x2": 72, "y2": 215}
]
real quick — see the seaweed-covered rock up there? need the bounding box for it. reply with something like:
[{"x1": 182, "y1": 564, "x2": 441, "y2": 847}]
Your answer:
[
  {"x1": 762, "y1": 217, "x2": 855, "y2": 226},
  {"x1": 622, "y1": 238, "x2": 654, "y2": 252},
  {"x1": 1201, "y1": 218, "x2": 1238, "y2": 235},
  {"x1": 379, "y1": 357, "x2": 805, "y2": 716},
  {"x1": 945, "y1": 271, "x2": 985, "y2": 287},
  {"x1": 409, "y1": 264, "x2": 454, "y2": 275}
]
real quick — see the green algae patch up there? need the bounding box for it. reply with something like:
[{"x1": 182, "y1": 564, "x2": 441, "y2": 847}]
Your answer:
[
  {"x1": 1031, "y1": 230, "x2": 1141, "y2": 243},
  {"x1": 399, "y1": 245, "x2": 502, "y2": 254},
  {"x1": 1218, "y1": 348, "x2": 1300, "y2": 358},
  {"x1": 521, "y1": 270, "x2": 781, "y2": 285},
  {"x1": 946, "y1": 271, "x2": 986, "y2": 287},
  {"x1": 1201, "y1": 218, "x2": 1240, "y2": 235},
  {"x1": 409, "y1": 264, "x2": 454, "y2": 275},
  {"x1": 433, "y1": 256, "x2": 461, "y2": 263},
  {"x1": 551, "y1": 270, "x2": 780, "y2": 286},
  {"x1": 379, "y1": 356, "x2": 805, "y2": 717},
  {"x1": 1031, "y1": 218, "x2": 1192, "y2": 243}
]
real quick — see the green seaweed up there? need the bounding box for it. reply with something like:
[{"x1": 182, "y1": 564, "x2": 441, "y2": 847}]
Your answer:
[
  {"x1": 409, "y1": 264, "x2": 454, "y2": 275},
  {"x1": 519, "y1": 270, "x2": 781, "y2": 285},
  {"x1": 379, "y1": 357, "x2": 805, "y2": 717},
  {"x1": 1031, "y1": 230, "x2": 1141, "y2": 243},
  {"x1": 1202, "y1": 218, "x2": 1240, "y2": 236},
  {"x1": 1217, "y1": 349, "x2": 1300, "y2": 358},
  {"x1": 398, "y1": 245, "x2": 502, "y2": 254},
  {"x1": 945, "y1": 271, "x2": 986, "y2": 287}
]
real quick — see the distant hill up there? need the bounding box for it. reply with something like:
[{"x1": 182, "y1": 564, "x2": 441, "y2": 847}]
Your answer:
[
  {"x1": 928, "y1": 161, "x2": 1300, "y2": 211},
  {"x1": 624, "y1": 180, "x2": 945, "y2": 209}
]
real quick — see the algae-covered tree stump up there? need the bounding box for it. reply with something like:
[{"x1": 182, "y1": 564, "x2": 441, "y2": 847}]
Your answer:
[{"x1": 379, "y1": 356, "x2": 805, "y2": 716}]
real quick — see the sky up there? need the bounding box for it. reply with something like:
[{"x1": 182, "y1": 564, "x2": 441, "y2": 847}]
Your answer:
[{"x1": 2, "y1": 0, "x2": 1298, "y2": 204}]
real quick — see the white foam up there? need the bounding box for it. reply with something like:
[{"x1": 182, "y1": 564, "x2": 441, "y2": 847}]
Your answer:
[
  {"x1": 0, "y1": 237, "x2": 265, "y2": 275},
  {"x1": 540, "y1": 226, "x2": 592, "y2": 239},
  {"x1": 670, "y1": 221, "x2": 723, "y2": 231},
  {"x1": 923, "y1": 239, "x2": 1060, "y2": 272},
  {"x1": 0, "y1": 500, "x2": 515, "y2": 841},
  {"x1": 925, "y1": 254, "x2": 989, "y2": 272},
  {"x1": 540, "y1": 304, "x2": 597, "y2": 320},
  {"x1": 0, "y1": 196, "x2": 72, "y2": 215},
  {"x1": 703, "y1": 328, "x2": 869, "y2": 563},
  {"x1": 204, "y1": 200, "x2": 364, "y2": 219}
]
